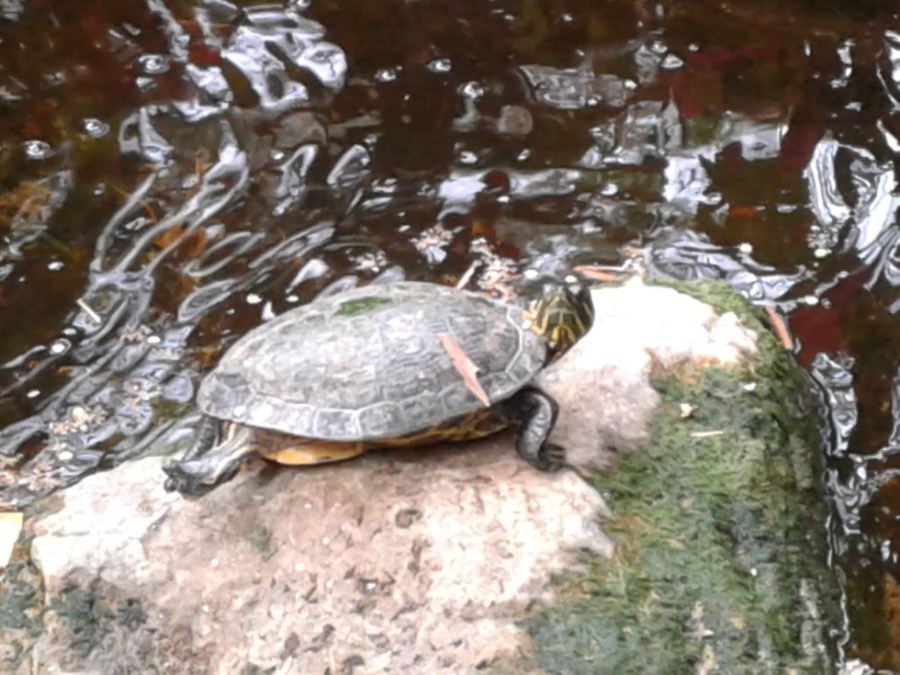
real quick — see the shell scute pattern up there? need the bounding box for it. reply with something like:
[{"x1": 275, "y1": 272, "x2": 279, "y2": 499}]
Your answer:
[
  {"x1": 199, "y1": 373, "x2": 251, "y2": 418},
  {"x1": 442, "y1": 382, "x2": 480, "y2": 412},
  {"x1": 357, "y1": 403, "x2": 406, "y2": 438},
  {"x1": 197, "y1": 282, "x2": 547, "y2": 440},
  {"x1": 312, "y1": 407, "x2": 363, "y2": 438},
  {"x1": 396, "y1": 392, "x2": 441, "y2": 427},
  {"x1": 247, "y1": 401, "x2": 276, "y2": 427},
  {"x1": 283, "y1": 403, "x2": 315, "y2": 432}
]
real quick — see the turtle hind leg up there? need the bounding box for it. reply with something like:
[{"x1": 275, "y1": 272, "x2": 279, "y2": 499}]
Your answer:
[
  {"x1": 163, "y1": 418, "x2": 256, "y2": 497},
  {"x1": 500, "y1": 386, "x2": 565, "y2": 472},
  {"x1": 182, "y1": 414, "x2": 219, "y2": 462}
]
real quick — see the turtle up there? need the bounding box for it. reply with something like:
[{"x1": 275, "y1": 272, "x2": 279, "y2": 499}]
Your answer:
[{"x1": 163, "y1": 278, "x2": 594, "y2": 496}]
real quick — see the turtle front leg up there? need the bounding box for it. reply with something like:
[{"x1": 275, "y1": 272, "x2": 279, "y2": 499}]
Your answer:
[
  {"x1": 500, "y1": 386, "x2": 565, "y2": 471},
  {"x1": 163, "y1": 417, "x2": 256, "y2": 497}
]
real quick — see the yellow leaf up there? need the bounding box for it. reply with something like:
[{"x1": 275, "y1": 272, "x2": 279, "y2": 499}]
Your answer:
[{"x1": 0, "y1": 511, "x2": 23, "y2": 569}]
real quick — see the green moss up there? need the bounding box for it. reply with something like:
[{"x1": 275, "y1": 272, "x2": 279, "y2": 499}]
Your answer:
[
  {"x1": 526, "y1": 281, "x2": 839, "y2": 673},
  {"x1": 0, "y1": 545, "x2": 45, "y2": 670},
  {"x1": 642, "y1": 278, "x2": 752, "y2": 319},
  {"x1": 336, "y1": 296, "x2": 391, "y2": 316},
  {"x1": 48, "y1": 583, "x2": 121, "y2": 658}
]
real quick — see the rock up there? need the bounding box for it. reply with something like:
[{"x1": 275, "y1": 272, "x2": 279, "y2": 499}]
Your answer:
[
  {"x1": 28, "y1": 445, "x2": 611, "y2": 673},
  {"x1": 529, "y1": 280, "x2": 839, "y2": 673},
  {"x1": 540, "y1": 279, "x2": 756, "y2": 467},
  {"x1": 5, "y1": 280, "x2": 769, "y2": 673}
]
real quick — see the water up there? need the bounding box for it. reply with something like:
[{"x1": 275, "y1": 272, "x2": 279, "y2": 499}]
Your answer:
[{"x1": 0, "y1": 0, "x2": 897, "y2": 667}]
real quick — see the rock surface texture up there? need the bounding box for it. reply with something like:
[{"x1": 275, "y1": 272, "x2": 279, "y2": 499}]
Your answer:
[{"x1": 7, "y1": 280, "x2": 761, "y2": 673}]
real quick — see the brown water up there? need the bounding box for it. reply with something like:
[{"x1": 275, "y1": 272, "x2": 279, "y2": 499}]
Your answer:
[{"x1": 0, "y1": 0, "x2": 898, "y2": 668}]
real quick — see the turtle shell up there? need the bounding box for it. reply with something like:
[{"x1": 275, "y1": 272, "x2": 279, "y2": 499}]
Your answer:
[{"x1": 198, "y1": 281, "x2": 547, "y2": 441}]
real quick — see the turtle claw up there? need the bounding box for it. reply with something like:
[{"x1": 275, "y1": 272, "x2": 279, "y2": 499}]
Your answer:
[
  {"x1": 162, "y1": 457, "x2": 241, "y2": 498},
  {"x1": 504, "y1": 386, "x2": 567, "y2": 472},
  {"x1": 561, "y1": 460, "x2": 590, "y2": 479},
  {"x1": 535, "y1": 442, "x2": 567, "y2": 472}
]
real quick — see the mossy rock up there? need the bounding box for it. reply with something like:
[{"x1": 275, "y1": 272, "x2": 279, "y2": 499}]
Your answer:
[
  {"x1": 0, "y1": 552, "x2": 45, "y2": 670},
  {"x1": 525, "y1": 280, "x2": 840, "y2": 673}
]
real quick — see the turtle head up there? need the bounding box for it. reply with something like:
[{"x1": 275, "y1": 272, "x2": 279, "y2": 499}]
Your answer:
[{"x1": 527, "y1": 275, "x2": 594, "y2": 361}]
